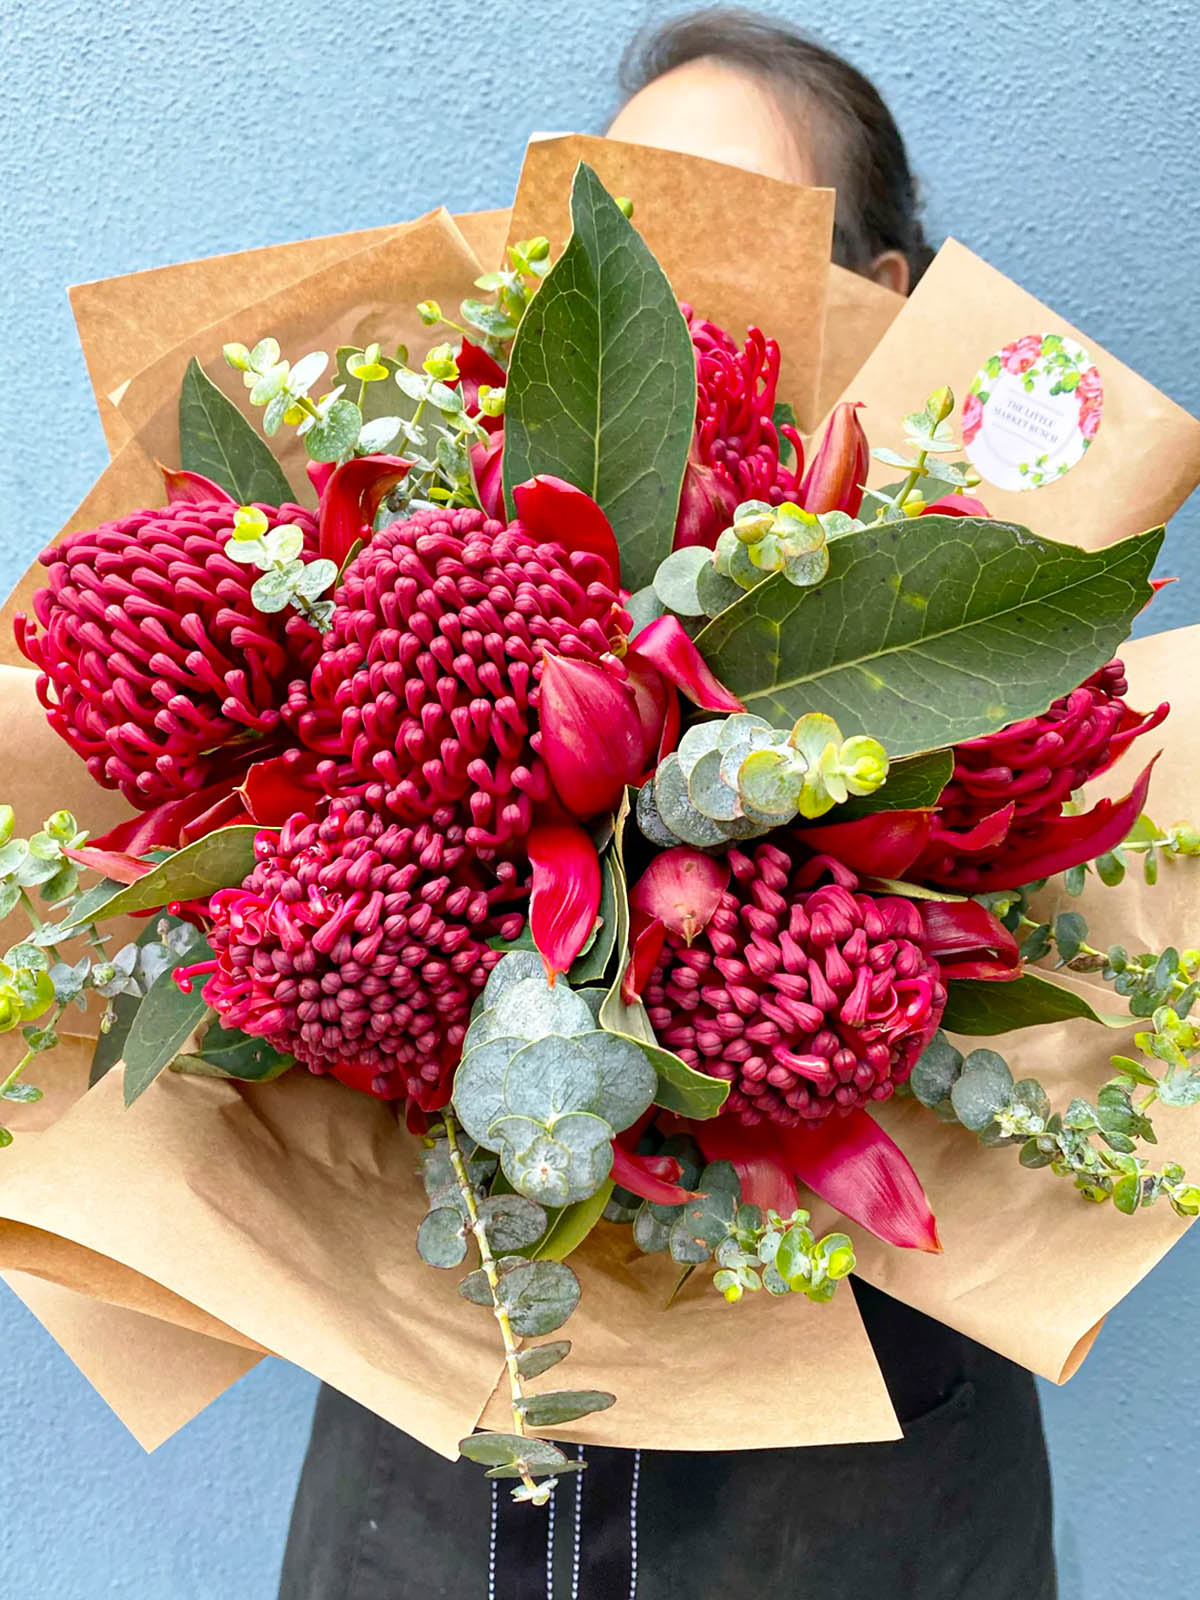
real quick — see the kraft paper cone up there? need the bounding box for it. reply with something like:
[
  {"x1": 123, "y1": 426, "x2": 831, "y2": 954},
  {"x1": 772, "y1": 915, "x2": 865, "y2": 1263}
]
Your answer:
[
  {"x1": 818, "y1": 266, "x2": 904, "y2": 419},
  {"x1": 838, "y1": 238, "x2": 1200, "y2": 547},
  {"x1": 507, "y1": 134, "x2": 835, "y2": 433}
]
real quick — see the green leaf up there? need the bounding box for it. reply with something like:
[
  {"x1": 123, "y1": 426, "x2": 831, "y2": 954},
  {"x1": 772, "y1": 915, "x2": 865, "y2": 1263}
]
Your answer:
[
  {"x1": 478, "y1": 1194, "x2": 549, "y2": 1252},
  {"x1": 172, "y1": 1021, "x2": 293, "y2": 1081},
  {"x1": 532, "y1": 1179, "x2": 615, "y2": 1261},
  {"x1": 178, "y1": 357, "x2": 295, "y2": 504},
  {"x1": 516, "y1": 1341, "x2": 572, "y2": 1379},
  {"x1": 568, "y1": 851, "x2": 620, "y2": 986},
  {"x1": 416, "y1": 1207, "x2": 469, "y2": 1267},
  {"x1": 518, "y1": 1390, "x2": 616, "y2": 1427},
  {"x1": 457, "y1": 1432, "x2": 576, "y2": 1478},
  {"x1": 305, "y1": 398, "x2": 364, "y2": 462},
  {"x1": 829, "y1": 749, "x2": 954, "y2": 819},
  {"x1": 72, "y1": 828, "x2": 262, "y2": 926},
  {"x1": 89, "y1": 917, "x2": 182, "y2": 1087},
  {"x1": 910, "y1": 1033, "x2": 963, "y2": 1106},
  {"x1": 502, "y1": 162, "x2": 696, "y2": 590},
  {"x1": 695, "y1": 519, "x2": 1164, "y2": 757},
  {"x1": 941, "y1": 973, "x2": 1128, "y2": 1035},
  {"x1": 122, "y1": 944, "x2": 214, "y2": 1106},
  {"x1": 497, "y1": 1258, "x2": 582, "y2": 1336},
  {"x1": 950, "y1": 1051, "x2": 1014, "y2": 1130}
]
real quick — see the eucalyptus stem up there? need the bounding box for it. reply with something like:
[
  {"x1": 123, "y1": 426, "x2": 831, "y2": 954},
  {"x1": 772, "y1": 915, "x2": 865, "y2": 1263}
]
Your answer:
[
  {"x1": 442, "y1": 1107, "x2": 543, "y2": 1502},
  {"x1": 0, "y1": 999, "x2": 68, "y2": 1097},
  {"x1": 891, "y1": 445, "x2": 931, "y2": 514},
  {"x1": 19, "y1": 887, "x2": 61, "y2": 964}
]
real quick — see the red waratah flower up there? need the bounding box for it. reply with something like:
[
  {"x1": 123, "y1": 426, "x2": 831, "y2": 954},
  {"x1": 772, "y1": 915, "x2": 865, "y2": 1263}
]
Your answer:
[
  {"x1": 14, "y1": 480, "x2": 322, "y2": 809},
  {"x1": 677, "y1": 309, "x2": 804, "y2": 548},
  {"x1": 283, "y1": 499, "x2": 633, "y2": 853},
  {"x1": 916, "y1": 659, "x2": 1168, "y2": 890},
  {"x1": 176, "y1": 797, "x2": 525, "y2": 1109}
]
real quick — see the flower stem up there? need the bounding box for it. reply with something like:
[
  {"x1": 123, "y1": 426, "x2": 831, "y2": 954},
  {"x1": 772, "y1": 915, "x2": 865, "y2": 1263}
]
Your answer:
[
  {"x1": 442, "y1": 1107, "x2": 542, "y2": 1501},
  {"x1": 18, "y1": 888, "x2": 62, "y2": 964},
  {"x1": 0, "y1": 999, "x2": 68, "y2": 1097}
]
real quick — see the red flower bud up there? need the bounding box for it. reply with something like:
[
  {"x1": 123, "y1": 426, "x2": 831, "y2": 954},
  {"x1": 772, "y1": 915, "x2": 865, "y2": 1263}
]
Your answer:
[
  {"x1": 673, "y1": 448, "x2": 742, "y2": 550},
  {"x1": 630, "y1": 847, "x2": 729, "y2": 944},
  {"x1": 471, "y1": 433, "x2": 506, "y2": 520},
  {"x1": 800, "y1": 401, "x2": 869, "y2": 517},
  {"x1": 536, "y1": 651, "x2": 644, "y2": 818},
  {"x1": 923, "y1": 493, "x2": 991, "y2": 518},
  {"x1": 158, "y1": 464, "x2": 235, "y2": 505}
]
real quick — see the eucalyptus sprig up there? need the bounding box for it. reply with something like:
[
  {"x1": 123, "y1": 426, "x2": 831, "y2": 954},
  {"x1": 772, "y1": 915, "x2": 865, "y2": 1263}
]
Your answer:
[
  {"x1": 912, "y1": 1026, "x2": 1200, "y2": 1216},
  {"x1": 419, "y1": 234, "x2": 557, "y2": 359},
  {"x1": 223, "y1": 505, "x2": 338, "y2": 631},
  {"x1": 223, "y1": 338, "x2": 367, "y2": 463},
  {"x1": 863, "y1": 386, "x2": 981, "y2": 521}
]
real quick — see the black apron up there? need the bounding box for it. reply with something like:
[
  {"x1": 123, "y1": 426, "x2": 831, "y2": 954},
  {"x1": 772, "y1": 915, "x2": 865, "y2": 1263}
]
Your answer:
[{"x1": 278, "y1": 1279, "x2": 1055, "y2": 1600}]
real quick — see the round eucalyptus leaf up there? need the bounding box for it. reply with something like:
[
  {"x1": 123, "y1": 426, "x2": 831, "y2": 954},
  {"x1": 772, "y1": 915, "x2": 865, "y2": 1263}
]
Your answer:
[
  {"x1": 625, "y1": 585, "x2": 666, "y2": 639},
  {"x1": 695, "y1": 560, "x2": 744, "y2": 618},
  {"x1": 652, "y1": 545, "x2": 712, "y2": 616},
  {"x1": 453, "y1": 1037, "x2": 522, "y2": 1147},
  {"x1": 551, "y1": 1111, "x2": 616, "y2": 1201},
  {"x1": 482, "y1": 949, "x2": 547, "y2": 1009},
  {"x1": 738, "y1": 748, "x2": 802, "y2": 818},
  {"x1": 458, "y1": 1432, "x2": 571, "y2": 1478},
  {"x1": 498, "y1": 1259, "x2": 582, "y2": 1336},
  {"x1": 458, "y1": 1255, "x2": 526, "y2": 1308},
  {"x1": 686, "y1": 748, "x2": 740, "y2": 822},
  {"x1": 716, "y1": 713, "x2": 774, "y2": 752},
  {"x1": 574, "y1": 1031, "x2": 657, "y2": 1131},
  {"x1": 518, "y1": 1390, "x2": 616, "y2": 1427},
  {"x1": 636, "y1": 780, "x2": 682, "y2": 848},
  {"x1": 478, "y1": 1193, "x2": 548, "y2": 1252},
  {"x1": 633, "y1": 1204, "x2": 674, "y2": 1254},
  {"x1": 306, "y1": 397, "x2": 364, "y2": 462},
  {"x1": 654, "y1": 757, "x2": 730, "y2": 849},
  {"x1": 675, "y1": 719, "x2": 726, "y2": 780},
  {"x1": 490, "y1": 977, "x2": 594, "y2": 1043},
  {"x1": 504, "y1": 1036, "x2": 602, "y2": 1121},
  {"x1": 498, "y1": 1129, "x2": 573, "y2": 1208},
  {"x1": 416, "y1": 1207, "x2": 467, "y2": 1268},
  {"x1": 516, "y1": 1340, "x2": 572, "y2": 1379},
  {"x1": 950, "y1": 1051, "x2": 1014, "y2": 1131},
  {"x1": 1011, "y1": 1077, "x2": 1051, "y2": 1121},
  {"x1": 910, "y1": 1033, "x2": 964, "y2": 1108}
]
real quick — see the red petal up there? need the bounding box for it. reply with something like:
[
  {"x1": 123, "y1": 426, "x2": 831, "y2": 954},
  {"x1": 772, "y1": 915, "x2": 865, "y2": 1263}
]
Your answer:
[
  {"x1": 920, "y1": 899, "x2": 1022, "y2": 980},
  {"x1": 64, "y1": 845, "x2": 154, "y2": 884},
  {"x1": 89, "y1": 781, "x2": 246, "y2": 854},
  {"x1": 623, "y1": 652, "x2": 676, "y2": 771},
  {"x1": 779, "y1": 1110, "x2": 941, "y2": 1252},
  {"x1": 306, "y1": 460, "x2": 336, "y2": 498},
  {"x1": 630, "y1": 847, "x2": 729, "y2": 942},
  {"x1": 672, "y1": 449, "x2": 740, "y2": 551},
  {"x1": 626, "y1": 615, "x2": 744, "y2": 713},
  {"x1": 800, "y1": 402, "x2": 869, "y2": 517},
  {"x1": 526, "y1": 822, "x2": 603, "y2": 980},
  {"x1": 318, "y1": 454, "x2": 412, "y2": 566},
  {"x1": 796, "y1": 810, "x2": 935, "y2": 879},
  {"x1": 537, "y1": 652, "x2": 644, "y2": 818},
  {"x1": 622, "y1": 910, "x2": 667, "y2": 1003},
  {"x1": 471, "y1": 434, "x2": 506, "y2": 520},
  {"x1": 965, "y1": 756, "x2": 1160, "y2": 891},
  {"x1": 923, "y1": 494, "x2": 991, "y2": 518},
  {"x1": 512, "y1": 476, "x2": 621, "y2": 589},
  {"x1": 610, "y1": 1140, "x2": 702, "y2": 1205},
  {"x1": 1101, "y1": 699, "x2": 1169, "y2": 771},
  {"x1": 157, "y1": 464, "x2": 236, "y2": 505},
  {"x1": 458, "y1": 337, "x2": 506, "y2": 435},
  {"x1": 238, "y1": 751, "x2": 324, "y2": 827}
]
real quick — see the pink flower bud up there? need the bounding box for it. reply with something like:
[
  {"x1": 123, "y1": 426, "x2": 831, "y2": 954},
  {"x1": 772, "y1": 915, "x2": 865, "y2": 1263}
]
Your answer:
[
  {"x1": 800, "y1": 401, "x2": 869, "y2": 517},
  {"x1": 673, "y1": 448, "x2": 741, "y2": 550},
  {"x1": 158, "y1": 464, "x2": 236, "y2": 505},
  {"x1": 536, "y1": 651, "x2": 644, "y2": 817},
  {"x1": 630, "y1": 847, "x2": 729, "y2": 944}
]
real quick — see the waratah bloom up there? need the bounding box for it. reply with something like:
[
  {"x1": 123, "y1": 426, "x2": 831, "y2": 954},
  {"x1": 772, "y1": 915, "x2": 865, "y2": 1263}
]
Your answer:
[
  {"x1": 677, "y1": 310, "x2": 805, "y2": 548},
  {"x1": 15, "y1": 494, "x2": 322, "y2": 809},
  {"x1": 642, "y1": 843, "x2": 950, "y2": 1130},
  {"x1": 178, "y1": 797, "x2": 525, "y2": 1108},
  {"x1": 916, "y1": 659, "x2": 1168, "y2": 890},
  {"x1": 284, "y1": 502, "x2": 636, "y2": 852}
]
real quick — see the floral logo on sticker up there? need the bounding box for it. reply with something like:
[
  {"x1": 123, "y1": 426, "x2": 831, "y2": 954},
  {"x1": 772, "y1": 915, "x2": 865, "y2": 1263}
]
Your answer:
[{"x1": 963, "y1": 332, "x2": 1103, "y2": 492}]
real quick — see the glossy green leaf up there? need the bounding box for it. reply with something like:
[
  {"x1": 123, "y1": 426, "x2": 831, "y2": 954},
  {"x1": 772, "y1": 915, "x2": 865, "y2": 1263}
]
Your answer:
[
  {"x1": 532, "y1": 1179, "x2": 615, "y2": 1261},
  {"x1": 172, "y1": 1021, "x2": 294, "y2": 1082},
  {"x1": 696, "y1": 519, "x2": 1163, "y2": 757},
  {"x1": 831, "y1": 749, "x2": 954, "y2": 819},
  {"x1": 89, "y1": 916, "x2": 185, "y2": 1087},
  {"x1": 502, "y1": 162, "x2": 695, "y2": 590},
  {"x1": 74, "y1": 828, "x2": 262, "y2": 925},
  {"x1": 941, "y1": 973, "x2": 1128, "y2": 1035},
  {"x1": 122, "y1": 943, "x2": 214, "y2": 1106},
  {"x1": 178, "y1": 358, "x2": 295, "y2": 505}
]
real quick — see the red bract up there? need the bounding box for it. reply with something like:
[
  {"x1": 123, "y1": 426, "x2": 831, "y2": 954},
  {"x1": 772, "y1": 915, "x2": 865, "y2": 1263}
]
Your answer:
[
  {"x1": 15, "y1": 498, "x2": 322, "y2": 809},
  {"x1": 641, "y1": 843, "x2": 955, "y2": 1130},
  {"x1": 916, "y1": 660, "x2": 1169, "y2": 890},
  {"x1": 799, "y1": 402, "x2": 869, "y2": 517},
  {"x1": 678, "y1": 310, "x2": 802, "y2": 548},
  {"x1": 180, "y1": 797, "x2": 525, "y2": 1109},
  {"x1": 284, "y1": 504, "x2": 632, "y2": 853}
]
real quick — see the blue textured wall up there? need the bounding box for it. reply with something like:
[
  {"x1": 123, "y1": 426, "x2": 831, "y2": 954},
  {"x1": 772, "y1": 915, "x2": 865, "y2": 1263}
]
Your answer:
[{"x1": 1, "y1": 2, "x2": 1197, "y2": 1595}]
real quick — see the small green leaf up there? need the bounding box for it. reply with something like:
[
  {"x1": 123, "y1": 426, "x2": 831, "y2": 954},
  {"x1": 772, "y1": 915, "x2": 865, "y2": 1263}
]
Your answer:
[
  {"x1": 516, "y1": 1342, "x2": 572, "y2": 1379},
  {"x1": 532, "y1": 1180, "x2": 615, "y2": 1261},
  {"x1": 416, "y1": 1207, "x2": 469, "y2": 1267},
  {"x1": 910, "y1": 1033, "x2": 964, "y2": 1106},
  {"x1": 950, "y1": 1051, "x2": 1014, "y2": 1130},
  {"x1": 940, "y1": 973, "x2": 1128, "y2": 1034},
  {"x1": 518, "y1": 1390, "x2": 616, "y2": 1427},
  {"x1": 178, "y1": 358, "x2": 295, "y2": 504},
  {"x1": 653, "y1": 546, "x2": 712, "y2": 617},
  {"x1": 70, "y1": 828, "x2": 262, "y2": 926},
  {"x1": 478, "y1": 1194, "x2": 548, "y2": 1252},
  {"x1": 122, "y1": 947, "x2": 214, "y2": 1106},
  {"x1": 498, "y1": 1258, "x2": 582, "y2": 1336},
  {"x1": 458, "y1": 1432, "x2": 576, "y2": 1478}
]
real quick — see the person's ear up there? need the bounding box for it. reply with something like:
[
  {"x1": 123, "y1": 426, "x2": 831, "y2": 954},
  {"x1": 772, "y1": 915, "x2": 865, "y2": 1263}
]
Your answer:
[{"x1": 868, "y1": 250, "x2": 910, "y2": 297}]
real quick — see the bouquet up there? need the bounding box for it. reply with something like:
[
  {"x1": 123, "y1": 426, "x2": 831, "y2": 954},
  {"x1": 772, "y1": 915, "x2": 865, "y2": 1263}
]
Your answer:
[{"x1": 2, "y1": 138, "x2": 1200, "y2": 1494}]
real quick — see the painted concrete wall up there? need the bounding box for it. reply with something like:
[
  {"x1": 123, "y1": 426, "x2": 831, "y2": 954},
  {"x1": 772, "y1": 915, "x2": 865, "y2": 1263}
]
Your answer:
[{"x1": 1, "y1": 1, "x2": 1196, "y2": 1594}]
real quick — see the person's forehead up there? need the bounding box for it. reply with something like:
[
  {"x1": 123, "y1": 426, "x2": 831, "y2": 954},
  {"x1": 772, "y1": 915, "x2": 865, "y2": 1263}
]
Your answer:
[{"x1": 606, "y1": 58, "x2": 820, "y2": 187}]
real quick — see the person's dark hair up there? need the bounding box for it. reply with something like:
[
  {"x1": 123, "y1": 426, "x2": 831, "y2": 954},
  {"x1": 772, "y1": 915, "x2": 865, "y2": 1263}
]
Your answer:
[{"x1": 618, "y1": 8, "x2": 937, "y2": 288}]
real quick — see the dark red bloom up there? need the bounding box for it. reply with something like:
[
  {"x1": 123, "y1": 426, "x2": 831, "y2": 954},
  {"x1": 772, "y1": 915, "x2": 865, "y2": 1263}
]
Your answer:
[
  {"x1": 180, "y1": 797, "x2": 525, "y2": 1108},
  {"x1": 677, "y1": 310, "x2": 803, "y2": 548},
  {"x1": 15, "y1": 498, "x2": 322, "y2": 809},
  {"x1": 642, "y1": 843, "x2": 950, "y2": 1130},
  {"x1": 283, "y1": 504, "x2": 633, "y2": 853},
  {"x1": 916, "y1": 660, "x2": 1168, "y2": 890}
]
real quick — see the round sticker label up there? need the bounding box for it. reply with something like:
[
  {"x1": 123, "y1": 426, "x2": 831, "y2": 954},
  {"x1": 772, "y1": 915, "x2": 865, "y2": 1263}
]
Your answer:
[{"x1": 962, "y1": 333, "x2": 1102, "y2": 492}]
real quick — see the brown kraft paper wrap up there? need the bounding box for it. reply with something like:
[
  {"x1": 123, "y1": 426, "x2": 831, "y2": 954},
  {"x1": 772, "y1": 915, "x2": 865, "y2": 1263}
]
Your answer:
[
  {"x1": 0, "y1": 143, "x2": 1197, "y2": 1455},
  {"x1": 834, "y1": 238, "x2": 1200, "y2": 548}
]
